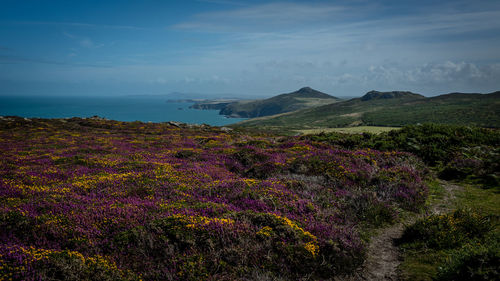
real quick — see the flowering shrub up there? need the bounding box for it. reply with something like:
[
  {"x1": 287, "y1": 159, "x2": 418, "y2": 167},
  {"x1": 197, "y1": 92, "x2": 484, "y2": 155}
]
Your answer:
[
  {"x1": 0, "y1": 245, "x2": 140, "y2": 281},
  {"x1": 400, "y1": 208, "x2": 499, "y2": 281},
  {"x1": 305, "y1": 123, "x2": 500, "y2": 186},
  {"x1": 436, "y1": 236, "x2": 500, "y2": 281},
  {"x1": 0, "y1": 117, "x2": 428, "y2": 280},
  {"x1": 400, "y1": 209, "x2": 494, "y2": 249}
]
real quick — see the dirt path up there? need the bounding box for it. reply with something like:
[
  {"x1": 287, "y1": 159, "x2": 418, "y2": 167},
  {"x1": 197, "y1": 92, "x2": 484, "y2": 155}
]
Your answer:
[
  {"x1": 336, "y1": 180, "x2": 463, "y2": 281},
  {"x1": 429, "y1": 180, "x2": 462, "y2": 215}
]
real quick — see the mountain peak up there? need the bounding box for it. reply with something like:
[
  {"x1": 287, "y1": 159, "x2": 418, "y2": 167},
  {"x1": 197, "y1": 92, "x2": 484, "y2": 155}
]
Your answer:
[
  {"x1": 297, "y1": 86, "x2": 314, "y2": 93},
  {"x1": 361, "y1": 90, "x2": 424, "y2": 101},
  {"x1": 288, "y1": 87, "x2": 337, "y2": 99}
]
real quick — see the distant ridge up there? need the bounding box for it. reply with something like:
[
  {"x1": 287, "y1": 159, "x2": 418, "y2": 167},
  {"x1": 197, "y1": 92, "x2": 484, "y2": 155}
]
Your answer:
[
  {"x1": 431, "y1": 91, "x2": 500, "y2": 100},
  {"x1": 282, "y1": 87, "x2": 335, "y2": 99},
  {"x1": 233, "y1": 90, "x2": 500, "y2": 132},
  {"x1": 360, "y1": 90, "x2": 424, "y2": 101},
  {"x1": 191, "y1": 87, "x2": 339, "y2": 118},
  {"x1": 219, "y1": 87, "x2": 339, "y2": 118}
]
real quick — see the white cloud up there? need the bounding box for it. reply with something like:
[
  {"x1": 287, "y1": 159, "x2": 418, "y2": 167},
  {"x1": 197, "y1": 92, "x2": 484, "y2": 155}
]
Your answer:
[
  {"x1": 196, "y1": 0, "x2": 247, "y2": 6},
  {"x1": 13, "y1": 21, "x2": 143, "y2": 30},
  {"x1": 174, "y1": 1, "x2": 500, "y2": 38},
  {"x1": 359, "y1": 61, "x2": 500, "y2": 94},
  {"x1": 168, "y1": 1, "x2": 500, "y2": 77},
  {"x1": 412, "y1": 62, "x2": 484, "y2": 82},
  {"x1": 63, "y1": 32, "x2": 104, "y2": 49},
  {"x1": 80, "y1": 38, "x2": 95, "y2": 48},
  {"x1": 156, "y1": 77, "x2": 167, "y2": 84},
  {"x1": 173, "y1": 2, "x2": 348, "y2": 32},
  {"x1": 4, "y1": 1, "x2": 500, "y2": 96}
]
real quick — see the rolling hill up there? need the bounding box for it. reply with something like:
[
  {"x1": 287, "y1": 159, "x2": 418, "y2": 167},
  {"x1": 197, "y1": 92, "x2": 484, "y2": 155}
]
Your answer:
[
  {"x1": 232, "y1": 90, "x2": 500, "y2": 133},
  {"x1": 195, "y1": 87, "x2": 339, "y2": 118}
]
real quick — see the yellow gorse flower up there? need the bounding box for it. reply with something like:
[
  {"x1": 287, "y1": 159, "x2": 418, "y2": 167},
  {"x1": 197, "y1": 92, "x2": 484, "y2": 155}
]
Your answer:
[
  {"x1": 304, "y1": 241, "x2": 319, "y2": 257},
  {"x1": 169, "y1": 214, "x2": 234, "y2": 229},
  {"x1": 271, "y1": 214, "x2": 319, "y2": 258},
  {"x1": 257, "y1": 226, "x2": 273, "y2": 237}
]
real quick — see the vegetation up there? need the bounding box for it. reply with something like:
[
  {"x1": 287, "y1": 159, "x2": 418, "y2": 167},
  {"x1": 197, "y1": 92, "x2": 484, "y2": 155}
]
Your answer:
[
  {"x1": 234, "y1": 91, "x2": 500, "y2": 132},
  {"x1": 217, "y1": 87, "x2": 339, "y2": 118},
  {"x1": 0, "y1": 116, "x2": 498, "y2": 280},
  {"x1": 296, "y1": 126, "x2": 400, "y2": 135},
  {"x1": 304, "y1": 123, "x2": 500, "y2": 187},
  {"x1": 400, "y1": 209, "x2": 494, "y2": 250},
  {"x1": 0, "y1": 116, "x2": 427, "y2": 280},
  {"x1": 398, "y1": 186, "x2": 500, "y2": 281},
  {"x1": 299, "y1": 122, "x2": 500, "y2": 280}
]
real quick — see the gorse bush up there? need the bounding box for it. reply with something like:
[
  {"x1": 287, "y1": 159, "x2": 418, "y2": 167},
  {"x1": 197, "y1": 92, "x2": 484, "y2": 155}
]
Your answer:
[
  {"x1": 436, "y1": 236, "x2": 500, "y2": 281},
  {"x1": 400, "y1": 209, "x2": 494, "y2": 249},
  {"x1": 305, "y1": 124, "x2": 500, "y2": 185},
  {"x1": 400, "y1": 207, "x2": 499, "y2": 281},
  {"x1": 0, "y1": 245, "x2": 141, "y2": 281},
  {"x1": 0, "y1": 117, "x2": 428, "y2": 280}
]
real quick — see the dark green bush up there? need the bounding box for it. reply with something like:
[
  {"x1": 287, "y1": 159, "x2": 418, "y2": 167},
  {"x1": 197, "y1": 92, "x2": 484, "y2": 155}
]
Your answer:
[
  {"x1": 174, "y1": 149, "x2": 197, "y2": 159},
  {"x1": 436, "y1": 236, "x2": 500, "y2": 281},
  {"x1": 400, "y1": 209, "x2": 494, "y2": 249},
  {"x1": 37, "y1": 251, "x2": 141, "y2": 281},
  {"x1": 306, "y1": 124, "x2": 500, "y2": 184}
]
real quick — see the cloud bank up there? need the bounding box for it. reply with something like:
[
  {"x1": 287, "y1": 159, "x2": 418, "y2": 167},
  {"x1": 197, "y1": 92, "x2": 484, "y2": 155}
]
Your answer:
[{"x1": 1, "y1": 0, "x2": 499, "y2": 96}]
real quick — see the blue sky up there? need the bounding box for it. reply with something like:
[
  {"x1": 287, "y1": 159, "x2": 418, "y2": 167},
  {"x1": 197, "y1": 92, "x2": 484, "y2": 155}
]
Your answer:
[{"x1": 1, "y1": 0, "x2": 499, "y2": 97}]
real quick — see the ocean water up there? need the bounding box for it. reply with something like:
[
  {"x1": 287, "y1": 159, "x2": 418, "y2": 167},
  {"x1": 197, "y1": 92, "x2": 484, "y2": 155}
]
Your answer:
[{"x1": 0, "y1": 96, "x2": 246, "y2": 126}]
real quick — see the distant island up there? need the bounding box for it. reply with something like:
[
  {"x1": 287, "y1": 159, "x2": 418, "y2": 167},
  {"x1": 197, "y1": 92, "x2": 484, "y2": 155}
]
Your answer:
[{"x1": 189, "y1": 99, "x2": 241, "y2": 110}]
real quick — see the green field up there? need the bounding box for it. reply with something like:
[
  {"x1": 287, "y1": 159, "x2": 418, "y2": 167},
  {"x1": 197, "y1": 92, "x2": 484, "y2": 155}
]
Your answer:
[{"x1": 233, "y1": 91, "x2": 500, "y2": 134}]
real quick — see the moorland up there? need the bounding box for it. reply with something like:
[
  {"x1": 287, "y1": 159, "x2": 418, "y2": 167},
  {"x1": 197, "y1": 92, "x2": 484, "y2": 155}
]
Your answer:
[{"x1": 0, "y1": 116, "x2": 498, "y2": 280}]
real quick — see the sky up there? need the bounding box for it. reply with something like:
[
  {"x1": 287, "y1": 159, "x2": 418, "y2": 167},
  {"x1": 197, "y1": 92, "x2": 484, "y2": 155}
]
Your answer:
[{"x1": 0, "y1": 0, "x2": 499, "y2": 97}]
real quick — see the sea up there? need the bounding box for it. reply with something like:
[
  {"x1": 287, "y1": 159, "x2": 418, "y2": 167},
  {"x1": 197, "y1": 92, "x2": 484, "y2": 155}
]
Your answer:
[{"x1": 0, "y1": 96, "x2": 246, "y2": 126}]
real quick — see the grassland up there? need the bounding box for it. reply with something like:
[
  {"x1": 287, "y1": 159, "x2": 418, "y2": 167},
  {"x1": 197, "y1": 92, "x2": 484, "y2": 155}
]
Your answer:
[
  {"x1": 296, "y1": 126, "x2": 400, "y2": 135},
  {"x1": 398, "y1": 182, "x2": 500, "y2": 281},
  {"x1": 234, "y1": 91, "x2": 500, "y2": 133}
]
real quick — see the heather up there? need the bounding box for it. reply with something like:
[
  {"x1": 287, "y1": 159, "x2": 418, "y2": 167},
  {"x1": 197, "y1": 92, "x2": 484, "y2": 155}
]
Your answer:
[
  {"x1": 305, "y1": 124, "x2": 500, "y2": 188},
  {"x1": 0, "y1": 117, "x2": 428, "y2": 280}
]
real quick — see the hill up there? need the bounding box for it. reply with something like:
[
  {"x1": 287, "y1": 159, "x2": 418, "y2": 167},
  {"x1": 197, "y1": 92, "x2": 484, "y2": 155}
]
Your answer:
[
  {"x1": 196, "y1": 87, "x2": 339, "y2": 118},
  {"x1": 360, "y1": 90, "x2": 425, "y2": 101},
  {"x1": 233, "y1": 90, "x2": 500, "y2": 133}
]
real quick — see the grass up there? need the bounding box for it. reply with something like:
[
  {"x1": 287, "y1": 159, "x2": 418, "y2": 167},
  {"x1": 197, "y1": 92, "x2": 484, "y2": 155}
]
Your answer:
[
  {"x1": 456, "y1": 185, "x2": 500, "y2": 235},
  {"x1": 296, "y1": 126, "x2": 400, "y2": 135},
  {"x1": 398, "y1": 182, "x2": 500, "y2": 281},
  {"x1": 220, "y1": 88, "x2": 338, "y2": 118},
  {"x1": 424, "y1": 179, "x2": 446, "y2": 210},
  {"x1": 234, "y1": 91, "x2": 500, "y2": 133},
  {"x1": 399, "y1": 250, "x2": 449, "y2": 281},
  {"x1": 363, "y1": 93, "x2": 500, "y2": 127}
]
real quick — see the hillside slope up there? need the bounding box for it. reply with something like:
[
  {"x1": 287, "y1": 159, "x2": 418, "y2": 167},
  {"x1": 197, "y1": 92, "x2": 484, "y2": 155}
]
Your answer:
[
  {"x1": 217, "y1": 87, "x2": 339, "y2": 118},
  {"x1": 233, "y1": 91, "x2": 500, "y2": 133},
  {"x1": 0, "y1": 117, "x2": 428, "y2": 280}
]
